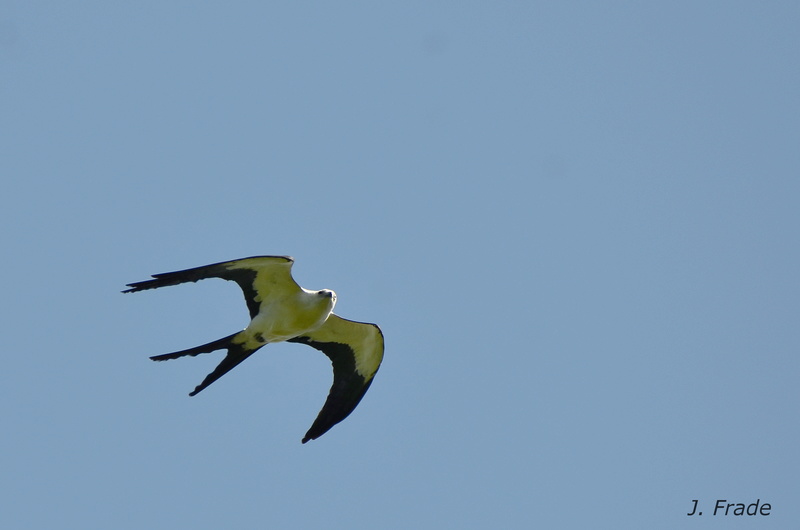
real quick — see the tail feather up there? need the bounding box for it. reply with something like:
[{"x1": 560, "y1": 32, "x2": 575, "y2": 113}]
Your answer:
[
  {"x1": 150, "y1": 333, "x2": 239, "y2": 361},
  {"x1": 148, "y1": 332, "x2": 263, "y2": 396},
  {"x1": 188, "y1": 343, "x2": 261, "y2": 396}
]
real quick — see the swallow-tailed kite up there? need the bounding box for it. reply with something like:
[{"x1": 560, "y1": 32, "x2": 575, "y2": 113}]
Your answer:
[{"x1": 123, "y1": 255, "x2": 384, "y2": 443}]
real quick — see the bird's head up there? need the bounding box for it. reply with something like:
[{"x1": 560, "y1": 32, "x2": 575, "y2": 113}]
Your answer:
[{"x1": 317, "y1": 289, "x2": 337, "y2": 306}]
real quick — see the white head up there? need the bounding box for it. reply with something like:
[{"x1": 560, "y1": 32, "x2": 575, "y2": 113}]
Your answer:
[{"x1": 317, "y1": 289, "x2": 337, "y2": 310}]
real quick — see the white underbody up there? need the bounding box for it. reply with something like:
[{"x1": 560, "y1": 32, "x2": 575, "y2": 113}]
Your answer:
[{"x1": 235, "y1": 288, "x2": 336, "y2": 349}]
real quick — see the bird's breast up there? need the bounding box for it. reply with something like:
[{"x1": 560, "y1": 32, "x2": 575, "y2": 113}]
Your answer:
[{"x1": 244, "y1": 291, "x2": 335, "y2": 344}]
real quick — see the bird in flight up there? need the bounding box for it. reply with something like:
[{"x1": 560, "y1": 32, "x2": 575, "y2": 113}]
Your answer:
[{"x1": 123, "y1": 255, "x2": 384, "y2": 443}]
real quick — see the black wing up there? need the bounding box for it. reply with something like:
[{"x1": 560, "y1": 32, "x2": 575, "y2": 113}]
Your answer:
[
  {"x1": 123, "y1": 255, "x2": 295, "y2": 318},
  {"x1": 288, "y1": 315, "x2": 384, "y2": 443}
]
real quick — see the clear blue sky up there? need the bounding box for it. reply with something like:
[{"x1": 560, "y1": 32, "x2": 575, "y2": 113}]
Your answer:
[{"x1": 2, "y1": 2, "x2": 798, "y2": 528}]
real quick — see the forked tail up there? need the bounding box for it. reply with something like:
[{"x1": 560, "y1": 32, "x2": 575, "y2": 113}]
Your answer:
[
  {"x1": 149, "y1": 332, "x2": 262, "y2": 396},
  {"x1": 150, "y1": 333, "x2": 239, "y2": 361}
]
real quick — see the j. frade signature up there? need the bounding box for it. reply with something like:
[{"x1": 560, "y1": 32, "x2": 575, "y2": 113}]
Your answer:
[{"x1": 687, "y1": 499, "x2": 771, "y2": 517}]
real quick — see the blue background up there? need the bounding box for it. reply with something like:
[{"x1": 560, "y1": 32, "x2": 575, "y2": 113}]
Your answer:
[{"x1": 2, "y1": 2, "x2": 798, "y2": 528}]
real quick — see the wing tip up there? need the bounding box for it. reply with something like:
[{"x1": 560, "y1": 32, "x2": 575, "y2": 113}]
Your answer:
[
  {"x1": 121, "y1": 278, "x2": 163, "y2": 293},
  {"x1": 121, "y1": 283, "x2": 142, "y2": 293},
  {"x1": 301, "y1": 430, "x2": 320, "y2": 444}
]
